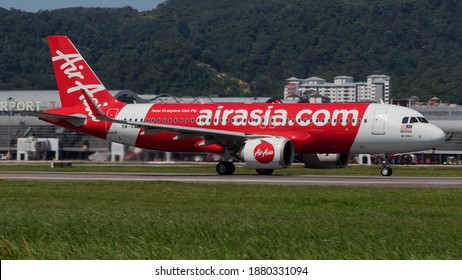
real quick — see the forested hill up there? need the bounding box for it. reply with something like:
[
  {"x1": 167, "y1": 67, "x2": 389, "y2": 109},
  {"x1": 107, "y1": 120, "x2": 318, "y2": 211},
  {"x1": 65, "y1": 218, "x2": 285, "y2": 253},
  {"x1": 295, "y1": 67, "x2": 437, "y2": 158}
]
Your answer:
[{"x1": 1, "y1": 0, "x2": 461, "y2": 103}]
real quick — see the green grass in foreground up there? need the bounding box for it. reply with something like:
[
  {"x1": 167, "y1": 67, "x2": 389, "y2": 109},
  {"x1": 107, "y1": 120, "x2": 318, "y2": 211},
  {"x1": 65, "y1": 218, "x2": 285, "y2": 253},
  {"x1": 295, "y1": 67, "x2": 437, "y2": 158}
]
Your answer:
[{"x1": 1, "y1": 180, "x2": 461, "y2": 259}]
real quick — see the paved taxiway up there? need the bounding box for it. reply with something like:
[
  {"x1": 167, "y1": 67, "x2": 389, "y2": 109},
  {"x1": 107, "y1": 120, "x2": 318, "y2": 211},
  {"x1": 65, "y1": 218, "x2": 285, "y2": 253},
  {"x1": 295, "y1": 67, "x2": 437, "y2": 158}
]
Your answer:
[{"x1": 1, "y1": 171, "x2": 461, "y2": 187}]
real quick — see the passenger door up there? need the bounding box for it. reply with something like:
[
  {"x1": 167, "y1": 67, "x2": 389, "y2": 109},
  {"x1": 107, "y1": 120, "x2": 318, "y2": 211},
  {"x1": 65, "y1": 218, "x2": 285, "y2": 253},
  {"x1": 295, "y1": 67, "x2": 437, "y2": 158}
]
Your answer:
[{"x1": 372, "y1": 109, "x2": 387, "y2": 135}]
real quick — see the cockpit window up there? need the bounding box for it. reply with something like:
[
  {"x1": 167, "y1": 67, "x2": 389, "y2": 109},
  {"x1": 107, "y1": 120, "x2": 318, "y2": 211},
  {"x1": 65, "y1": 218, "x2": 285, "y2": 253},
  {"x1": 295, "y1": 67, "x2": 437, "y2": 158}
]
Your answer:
[
  {"x1": 418, "y1": 117, "x2": 429, "y2": 123},
  {"x1": 402, "y1": 116, "x2": 429, "y2": 124}
]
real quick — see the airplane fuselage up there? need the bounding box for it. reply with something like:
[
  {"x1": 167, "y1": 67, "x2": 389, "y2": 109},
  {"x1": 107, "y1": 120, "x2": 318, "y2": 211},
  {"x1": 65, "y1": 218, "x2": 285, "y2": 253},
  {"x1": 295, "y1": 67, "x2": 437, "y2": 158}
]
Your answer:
[{"x1": 45, "y1": 101, "x2": 444, "y2": 156}]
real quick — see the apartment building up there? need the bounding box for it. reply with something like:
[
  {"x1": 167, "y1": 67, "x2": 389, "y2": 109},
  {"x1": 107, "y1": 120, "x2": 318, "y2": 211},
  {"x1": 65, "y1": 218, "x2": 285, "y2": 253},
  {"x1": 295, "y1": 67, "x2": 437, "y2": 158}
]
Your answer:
[{"x1": 284, "y1": 74, "x2": 390, "y2": 103}]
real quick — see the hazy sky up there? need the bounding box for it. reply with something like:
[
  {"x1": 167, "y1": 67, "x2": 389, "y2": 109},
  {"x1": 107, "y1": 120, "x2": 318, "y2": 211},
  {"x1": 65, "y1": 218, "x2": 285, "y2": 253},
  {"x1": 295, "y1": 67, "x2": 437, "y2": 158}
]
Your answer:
[{"x1": 0, "y1": 0, "x2": 166, "y2": 12}]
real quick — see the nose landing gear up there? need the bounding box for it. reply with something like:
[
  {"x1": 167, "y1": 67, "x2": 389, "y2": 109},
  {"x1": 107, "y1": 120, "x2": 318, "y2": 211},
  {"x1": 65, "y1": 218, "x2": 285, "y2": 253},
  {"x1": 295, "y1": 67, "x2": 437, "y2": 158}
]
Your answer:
[{"x1": 381, "y1": 154, "x2": 393, "y2": 176}]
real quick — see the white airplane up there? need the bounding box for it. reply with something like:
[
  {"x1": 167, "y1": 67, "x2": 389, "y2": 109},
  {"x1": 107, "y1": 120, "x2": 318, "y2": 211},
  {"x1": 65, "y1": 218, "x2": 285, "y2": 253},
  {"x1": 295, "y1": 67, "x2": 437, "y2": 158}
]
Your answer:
[{"x1": 24, "y1": 35, "x2": 446, "y2": 176}]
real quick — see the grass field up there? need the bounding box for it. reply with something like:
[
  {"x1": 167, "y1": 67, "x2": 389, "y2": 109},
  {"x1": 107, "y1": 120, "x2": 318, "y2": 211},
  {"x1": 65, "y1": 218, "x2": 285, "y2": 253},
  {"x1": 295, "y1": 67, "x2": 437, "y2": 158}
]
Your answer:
[{"x1": 1, "y1": 176, "x2": 462, "y2": 259}]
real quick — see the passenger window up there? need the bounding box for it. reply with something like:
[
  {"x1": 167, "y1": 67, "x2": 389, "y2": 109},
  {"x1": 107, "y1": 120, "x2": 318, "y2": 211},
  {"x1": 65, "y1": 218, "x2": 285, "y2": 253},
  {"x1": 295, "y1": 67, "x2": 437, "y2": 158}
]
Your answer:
[
  {"x1": 402, "y1": 117, "x2": 409, "y2": 124},
  {"x1": 410, "y1": 117, "x2": 419, "y2": 123}
]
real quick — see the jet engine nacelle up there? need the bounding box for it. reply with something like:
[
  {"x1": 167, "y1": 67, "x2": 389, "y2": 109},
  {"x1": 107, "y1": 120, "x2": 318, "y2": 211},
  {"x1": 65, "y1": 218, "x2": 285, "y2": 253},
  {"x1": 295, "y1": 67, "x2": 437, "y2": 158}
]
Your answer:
[
  {"x1": 242, "y1": 138, "x2": 294, "y2": 169},
  {"x1": 303, "y1": 153, "x2": 349, "y2": 169}
]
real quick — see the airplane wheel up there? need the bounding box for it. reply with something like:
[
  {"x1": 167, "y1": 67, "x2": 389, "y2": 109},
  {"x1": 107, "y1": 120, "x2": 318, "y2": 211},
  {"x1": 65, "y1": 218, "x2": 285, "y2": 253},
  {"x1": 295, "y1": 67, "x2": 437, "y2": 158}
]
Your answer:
[
  {"x1": 227, "y1": 162, "x2": 236, "y2": 175},
  {"x1": 381, "y1": 167, "x2": 393, "y2": 176},
  {"x1": 256, "y1": 169, "x2": 274, "y2": 175},
  {"x1": 216, "y1": 162, "x2": 235, "y2": 175}
]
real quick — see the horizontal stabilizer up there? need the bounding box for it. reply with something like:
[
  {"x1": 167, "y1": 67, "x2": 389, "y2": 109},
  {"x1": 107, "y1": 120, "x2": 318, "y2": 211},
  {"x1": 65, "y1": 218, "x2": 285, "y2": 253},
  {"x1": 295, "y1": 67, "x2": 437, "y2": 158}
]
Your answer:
[{"x1": 18, "y1": 111, "x2": 86, "y2": 126}]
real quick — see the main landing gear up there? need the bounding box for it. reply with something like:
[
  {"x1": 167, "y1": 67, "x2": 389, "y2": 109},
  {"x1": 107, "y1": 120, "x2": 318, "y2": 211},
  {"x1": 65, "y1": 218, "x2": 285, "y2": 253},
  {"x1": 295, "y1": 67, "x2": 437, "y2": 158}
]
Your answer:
[
  {"x1": 380, "y1": 154, "x2": 393, "y2": 176},
  {"x1": 215, "y1": 162, "x2": 274, "y2": 176},
  {"x1": 216, "y1": 161, "x2": 235, "y2": 175},
  {"x1": 216, "y1": 148, "x2": 237, "y2": 175}
]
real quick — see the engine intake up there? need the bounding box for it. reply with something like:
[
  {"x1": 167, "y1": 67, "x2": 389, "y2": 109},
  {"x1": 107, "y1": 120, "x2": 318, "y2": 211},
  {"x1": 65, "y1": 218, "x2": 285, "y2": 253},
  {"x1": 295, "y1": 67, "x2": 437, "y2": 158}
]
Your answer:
[{"x1": 242, "y1": 138, "x2": 294, "y2": 169}]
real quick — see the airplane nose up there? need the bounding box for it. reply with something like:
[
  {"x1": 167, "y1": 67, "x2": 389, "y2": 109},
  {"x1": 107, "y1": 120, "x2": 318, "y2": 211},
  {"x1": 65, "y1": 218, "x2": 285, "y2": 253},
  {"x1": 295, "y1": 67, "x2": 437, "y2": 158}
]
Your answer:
[{"x1": 429, "y1": 125, "x2": 446, "y2": 146}]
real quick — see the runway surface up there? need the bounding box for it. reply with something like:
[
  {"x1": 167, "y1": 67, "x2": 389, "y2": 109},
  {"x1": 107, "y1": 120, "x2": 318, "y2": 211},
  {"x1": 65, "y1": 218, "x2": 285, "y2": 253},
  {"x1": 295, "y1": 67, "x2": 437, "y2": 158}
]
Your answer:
[{"x1": 1, "y1": 170, "x2": 461, "y2": 187}]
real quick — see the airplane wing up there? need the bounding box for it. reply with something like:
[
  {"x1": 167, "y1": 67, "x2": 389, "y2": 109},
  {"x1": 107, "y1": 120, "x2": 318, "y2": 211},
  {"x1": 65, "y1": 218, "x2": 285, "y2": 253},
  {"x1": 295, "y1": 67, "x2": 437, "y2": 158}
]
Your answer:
[
  {"x1": 18, "y1": 111, "x2": 86, "y2": 126},
  {"x1": 80, "y1": 89, "x2": 273, "y2": 145}
]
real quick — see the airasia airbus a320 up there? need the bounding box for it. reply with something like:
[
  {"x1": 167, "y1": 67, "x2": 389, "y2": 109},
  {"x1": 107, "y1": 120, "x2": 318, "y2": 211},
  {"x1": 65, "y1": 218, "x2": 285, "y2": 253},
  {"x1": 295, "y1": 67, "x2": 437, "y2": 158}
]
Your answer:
[{"x1": 25, "y1": 36, "x2": 445, "y2": 176}]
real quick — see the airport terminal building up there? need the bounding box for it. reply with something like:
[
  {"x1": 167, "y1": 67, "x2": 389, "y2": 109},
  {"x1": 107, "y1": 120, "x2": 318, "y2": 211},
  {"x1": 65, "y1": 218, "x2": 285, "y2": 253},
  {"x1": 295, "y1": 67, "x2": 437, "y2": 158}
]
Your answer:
[{"x1": 1, "y1": 90, "x2": 461, "y2": 164}]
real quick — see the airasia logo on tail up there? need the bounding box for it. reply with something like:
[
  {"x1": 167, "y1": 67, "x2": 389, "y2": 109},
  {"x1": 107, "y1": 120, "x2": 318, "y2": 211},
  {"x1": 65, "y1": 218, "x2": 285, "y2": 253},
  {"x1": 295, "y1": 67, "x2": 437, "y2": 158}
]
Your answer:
[
  {"x1": 52, "y1": 49, "x2": 107, "y2": 122},
  {"x1": 52, "y1": 50, "x2": 105, "y2": 95},
  {"x1": 253, "y1": 141, "x2": 275, "y2": 164}
]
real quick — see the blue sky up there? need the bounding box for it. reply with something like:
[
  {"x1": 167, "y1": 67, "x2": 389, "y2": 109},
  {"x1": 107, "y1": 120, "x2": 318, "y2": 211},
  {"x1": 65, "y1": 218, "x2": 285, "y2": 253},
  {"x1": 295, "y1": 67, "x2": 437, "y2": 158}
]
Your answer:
[{"x1": 0, "y1": 0, "x2": 166, "y2": 12}]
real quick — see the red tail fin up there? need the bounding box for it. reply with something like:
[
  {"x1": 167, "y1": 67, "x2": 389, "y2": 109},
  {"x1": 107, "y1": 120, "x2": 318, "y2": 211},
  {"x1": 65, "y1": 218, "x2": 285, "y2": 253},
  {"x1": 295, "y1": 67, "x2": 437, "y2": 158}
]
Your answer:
[{"x1": 48, "y1": 35, "x2": 118, "y2": 108}]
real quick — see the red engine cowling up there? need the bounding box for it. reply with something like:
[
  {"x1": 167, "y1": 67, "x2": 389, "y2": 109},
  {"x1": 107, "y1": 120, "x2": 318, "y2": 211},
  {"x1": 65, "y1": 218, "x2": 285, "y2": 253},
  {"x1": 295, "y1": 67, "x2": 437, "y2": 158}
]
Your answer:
[
  {"x1": 303, "y1": 153, "x2": 349, "y2": 169},
  {"x1": 242, "y1": 138, "x2": 294, "y2": 169}
]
